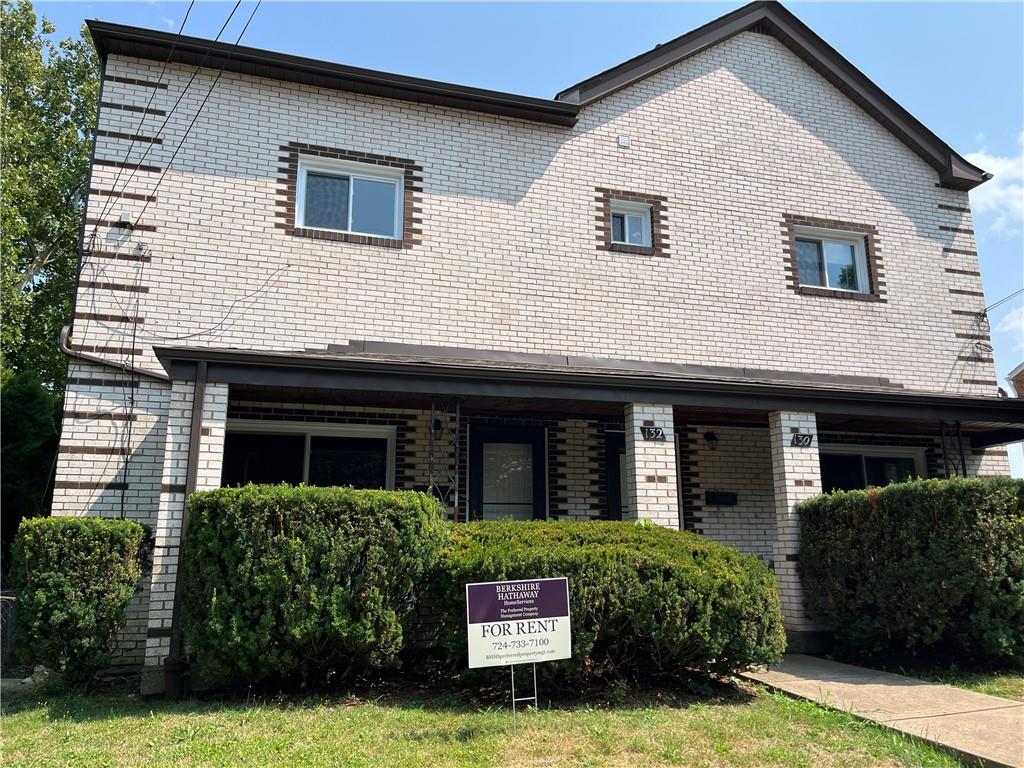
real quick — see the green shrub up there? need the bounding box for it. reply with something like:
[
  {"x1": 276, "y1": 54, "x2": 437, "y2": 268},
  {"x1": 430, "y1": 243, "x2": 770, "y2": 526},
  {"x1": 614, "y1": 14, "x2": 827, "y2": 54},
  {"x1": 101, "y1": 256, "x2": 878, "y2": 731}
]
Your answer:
[
  {"x1": 799, "y1": 476, "x2": 1024, "y2": 664},
  {"x1": 429, "y1": 520, "x2": 786, "y2": 683},
  {"x1": 12, "y1": 516, "x2": 146, "y2": 688},
  {"x1": 182, "y1": 485, "x2": 447, "y2": 686}
]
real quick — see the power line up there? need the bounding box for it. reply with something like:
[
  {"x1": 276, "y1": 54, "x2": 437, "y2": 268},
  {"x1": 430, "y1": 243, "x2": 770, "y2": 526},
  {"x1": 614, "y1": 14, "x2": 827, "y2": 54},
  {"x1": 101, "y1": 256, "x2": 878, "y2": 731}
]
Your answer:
[
  {"x1": 88, "y1": 1, "x2": 196, "y2": 233},
  {"x1": 985, "y1": 287, "x2": 1024, "y2": 314},
  {"x1": 83, "y1": 0, "x2": 244, "y2": 264},
  {"x1": 128, "y1": 0, "x2": 262, "y2": 231}
]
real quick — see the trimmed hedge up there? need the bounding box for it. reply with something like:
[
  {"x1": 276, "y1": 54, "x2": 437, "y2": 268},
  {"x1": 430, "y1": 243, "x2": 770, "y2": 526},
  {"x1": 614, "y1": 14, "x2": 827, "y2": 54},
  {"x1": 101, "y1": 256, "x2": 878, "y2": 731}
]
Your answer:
[
  {"x1": 181, "y1": 485, "x2": 447, "y2": 686},
  {"x1": 800, "y1": 476, "x2": 1024, "y2": 664},
  {"x1": 430, "y1": 520, "x2": 786, "y2": 682},
  {"x1": 12, "y1": 516, "x2": 146, "y2": 688}
]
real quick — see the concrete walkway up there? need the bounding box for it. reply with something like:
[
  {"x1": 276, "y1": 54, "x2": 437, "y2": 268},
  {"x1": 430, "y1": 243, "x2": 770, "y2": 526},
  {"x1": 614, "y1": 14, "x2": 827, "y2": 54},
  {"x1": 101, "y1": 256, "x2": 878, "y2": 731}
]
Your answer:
[{"x1": 744, "y1": 654, "x2": 1023, "y2": 768}]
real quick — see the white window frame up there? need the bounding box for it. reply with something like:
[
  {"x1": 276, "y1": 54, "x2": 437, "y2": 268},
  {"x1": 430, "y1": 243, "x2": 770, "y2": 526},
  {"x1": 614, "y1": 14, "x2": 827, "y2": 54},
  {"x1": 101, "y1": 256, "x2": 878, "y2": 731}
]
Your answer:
[
  {"x1": 610, "y1": 200, "x2": 652, "y2": 247},
  {"x1": 793, "y1": 225, "x2": 870, "y2": 293},
  {"x1": 295, "y1": 156, "x2": 404, "y2": 240},
  {"x1": 224, "y1": 420, "x2": 397, "y2": 489},
  {"x1": 818, "y1": 444, "x2": 926, "y2": 486}
]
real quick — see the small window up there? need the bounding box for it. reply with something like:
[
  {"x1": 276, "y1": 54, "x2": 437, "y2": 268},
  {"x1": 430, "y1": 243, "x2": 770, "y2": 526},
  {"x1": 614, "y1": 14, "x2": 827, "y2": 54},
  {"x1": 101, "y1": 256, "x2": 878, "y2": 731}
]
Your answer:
[
  {"x1": 610, "y1": 202, "x2": 652, "y2": 247},
  {"x1": 794, "y1": 227, "x2": 869, "y2": 292},
  {"x1": 296, "y1": 157, "x2": 402, "y2": 239}
]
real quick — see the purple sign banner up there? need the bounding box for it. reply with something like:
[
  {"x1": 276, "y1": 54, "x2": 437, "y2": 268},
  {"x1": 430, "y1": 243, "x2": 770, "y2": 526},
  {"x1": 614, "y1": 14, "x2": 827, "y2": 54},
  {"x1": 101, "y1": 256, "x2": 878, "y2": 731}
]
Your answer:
[{"x1": 465, "y1": 577, "x2": 572, "y2": 669}]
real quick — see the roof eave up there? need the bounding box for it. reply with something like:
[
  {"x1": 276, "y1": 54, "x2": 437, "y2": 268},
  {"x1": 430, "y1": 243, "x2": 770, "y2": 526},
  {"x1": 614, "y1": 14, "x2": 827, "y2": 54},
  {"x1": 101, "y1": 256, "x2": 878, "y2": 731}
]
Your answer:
[{"x1": 86, "y1": 19, "x2": 579, "y2": 127}]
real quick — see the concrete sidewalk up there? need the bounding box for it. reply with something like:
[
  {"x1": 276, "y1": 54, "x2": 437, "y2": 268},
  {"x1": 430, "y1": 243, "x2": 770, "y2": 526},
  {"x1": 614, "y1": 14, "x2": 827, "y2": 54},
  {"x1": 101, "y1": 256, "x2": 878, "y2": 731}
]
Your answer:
[{"x1": 744, "y1": 654, "x2": 1023, "y2": 768}]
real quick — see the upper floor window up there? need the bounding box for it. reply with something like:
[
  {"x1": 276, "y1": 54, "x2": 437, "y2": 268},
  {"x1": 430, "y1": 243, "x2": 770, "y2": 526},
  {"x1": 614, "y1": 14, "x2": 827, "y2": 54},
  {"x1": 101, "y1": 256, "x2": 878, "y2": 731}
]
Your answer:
[
  {"x1": 610, "y1": 201, "x2": 652, "y2": 247},
  {"x1": 794, "y1": 227, "x2": 869, "y2": 293},
  {"x1": 296, "y1": 157, "x2": 403, "y2": 239}
]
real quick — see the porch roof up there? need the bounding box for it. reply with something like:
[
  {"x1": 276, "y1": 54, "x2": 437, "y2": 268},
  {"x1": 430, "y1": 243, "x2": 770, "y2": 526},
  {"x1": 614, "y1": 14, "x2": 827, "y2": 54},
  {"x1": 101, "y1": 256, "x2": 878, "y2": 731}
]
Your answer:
[{"x1": 154, "y1": 343, "x2": 1024, "y2": 444}]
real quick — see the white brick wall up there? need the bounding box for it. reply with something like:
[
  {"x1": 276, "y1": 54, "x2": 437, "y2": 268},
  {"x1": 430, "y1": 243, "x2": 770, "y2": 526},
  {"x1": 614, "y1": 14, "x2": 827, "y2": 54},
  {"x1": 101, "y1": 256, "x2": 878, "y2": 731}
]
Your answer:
[
  {"x1": 768, "y1": 411, "x2": 821, "y2": 633},
  {"x1": 624, "y1": 404, "x2": 679, "y2": 528},
  {"x1": 690, "y1": 426, "x2": 775, "y2": 562},
  {"x1": 73, "y1": 31, "x2": 996, "y2": 395}
]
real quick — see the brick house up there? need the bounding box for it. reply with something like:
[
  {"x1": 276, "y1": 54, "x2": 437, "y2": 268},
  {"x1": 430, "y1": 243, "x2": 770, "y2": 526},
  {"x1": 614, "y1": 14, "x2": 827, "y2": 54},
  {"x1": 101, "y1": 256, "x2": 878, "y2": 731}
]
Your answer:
[{"x1": 56, "y1": 0, "x2": 1023, "y2": 692}]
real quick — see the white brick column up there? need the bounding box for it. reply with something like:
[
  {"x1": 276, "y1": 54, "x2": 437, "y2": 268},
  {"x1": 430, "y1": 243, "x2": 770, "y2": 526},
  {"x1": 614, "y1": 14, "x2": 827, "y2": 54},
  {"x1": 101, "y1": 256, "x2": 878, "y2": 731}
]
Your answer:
[
  {"x1": 140, "y1": 380, "x2": 227, "y2": 694},
  {"x1": 624, "y1": 403, "x2": 679, "y2": 529},
  {"x1": 768, "y1": 410, "x2": 821, "y2": 649}
]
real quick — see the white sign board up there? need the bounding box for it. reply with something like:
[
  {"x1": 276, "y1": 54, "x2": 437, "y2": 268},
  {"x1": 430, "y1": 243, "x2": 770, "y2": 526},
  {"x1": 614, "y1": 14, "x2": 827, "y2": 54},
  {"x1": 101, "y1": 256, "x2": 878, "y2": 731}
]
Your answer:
[{"x1": 465, "y1": 578, "x2": 572, "y2": 668}]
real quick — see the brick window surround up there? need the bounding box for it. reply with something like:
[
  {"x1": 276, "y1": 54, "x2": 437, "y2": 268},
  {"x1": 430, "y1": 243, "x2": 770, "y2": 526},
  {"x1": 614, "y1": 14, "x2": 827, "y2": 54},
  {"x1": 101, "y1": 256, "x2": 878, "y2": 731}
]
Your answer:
[
  {"x1": 595, "y1": 188, "x2": 669, "y2": 257},
  {"x1": 781, "y1": 214, "x2": 886, "y2": 302},
  {"x1": 276, "y1": 142, "x2": 423, "y2": 249}
]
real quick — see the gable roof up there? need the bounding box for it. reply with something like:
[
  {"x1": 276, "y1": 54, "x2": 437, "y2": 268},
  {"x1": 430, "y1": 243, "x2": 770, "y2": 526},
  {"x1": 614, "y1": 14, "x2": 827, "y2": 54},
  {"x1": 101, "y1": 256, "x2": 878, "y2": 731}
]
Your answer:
[
  {"x1": 557, "y1": 1, "x2": 988, "y2": 190},
  {"x1": 87, "y1": 1, "x2": 988, "y2": 189}
]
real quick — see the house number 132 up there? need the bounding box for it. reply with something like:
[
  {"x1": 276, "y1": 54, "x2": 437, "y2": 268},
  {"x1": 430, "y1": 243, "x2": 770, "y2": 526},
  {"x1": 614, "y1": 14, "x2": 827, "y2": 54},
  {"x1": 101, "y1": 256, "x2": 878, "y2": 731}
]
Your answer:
[{"x1": 640, "y1": 426, "x2": 666, "y2": 441}]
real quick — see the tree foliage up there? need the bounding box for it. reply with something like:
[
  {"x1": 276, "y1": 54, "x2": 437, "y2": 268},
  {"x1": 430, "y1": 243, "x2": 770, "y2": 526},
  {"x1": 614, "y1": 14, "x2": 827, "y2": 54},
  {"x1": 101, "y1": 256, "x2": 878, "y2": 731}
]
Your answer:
[
  {"x1": 1, "y1": 0, "x2": 98, "y2": 388},
  {"x1": 0, "y1": 370, "x2": 61, "y2": 581}
]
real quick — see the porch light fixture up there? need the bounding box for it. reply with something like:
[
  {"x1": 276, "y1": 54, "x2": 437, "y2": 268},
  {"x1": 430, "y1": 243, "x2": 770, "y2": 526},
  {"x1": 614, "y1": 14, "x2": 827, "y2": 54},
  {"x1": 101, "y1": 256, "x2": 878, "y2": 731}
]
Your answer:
[{"x1": 703, "y1": 431, "x2": 719, "y2": 450}]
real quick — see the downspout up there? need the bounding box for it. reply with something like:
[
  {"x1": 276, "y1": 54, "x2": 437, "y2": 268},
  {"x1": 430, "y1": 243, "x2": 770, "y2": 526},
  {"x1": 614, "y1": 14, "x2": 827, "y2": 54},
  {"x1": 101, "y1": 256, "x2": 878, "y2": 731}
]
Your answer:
[
  {"x1": 59, "y1": 325, "x2": 169, "y2": 382},
  {"x1": 164, "y1": 360, "x2": 206, "y2": 698}
]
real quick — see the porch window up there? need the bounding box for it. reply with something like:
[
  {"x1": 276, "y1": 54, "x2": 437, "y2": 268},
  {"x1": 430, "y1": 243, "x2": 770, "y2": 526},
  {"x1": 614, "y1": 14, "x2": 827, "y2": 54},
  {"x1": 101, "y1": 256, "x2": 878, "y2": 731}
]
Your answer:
[
  {"x1": 296, "y1": 157, "x2": 403, "y2": 238},
  {"x1": 794, "y1": 227, "x2": 869, "y2": 293},
  {"x1": 221, "y1": 422, "x2": 396, "y2": 489},
  {"x1": 819, "y1": 446, "x2": 924, "y2": 492}
]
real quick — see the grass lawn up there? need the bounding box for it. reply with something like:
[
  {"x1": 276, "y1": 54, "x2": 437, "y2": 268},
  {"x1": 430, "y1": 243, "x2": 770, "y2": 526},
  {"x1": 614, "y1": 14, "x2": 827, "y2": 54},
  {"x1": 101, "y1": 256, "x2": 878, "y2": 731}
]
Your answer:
[
  {"x1": 2, "y1": 681, "x2": 968, "y2": 768},
  {"x1": 903, "y1": 668, "x2": 1023, "y2": 703}
]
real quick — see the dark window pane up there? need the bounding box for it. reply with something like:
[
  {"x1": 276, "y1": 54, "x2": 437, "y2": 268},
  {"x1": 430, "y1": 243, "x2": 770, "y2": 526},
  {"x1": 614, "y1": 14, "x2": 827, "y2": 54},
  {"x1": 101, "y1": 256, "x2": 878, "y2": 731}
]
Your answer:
[
  {"x1": 865, "y1": 456, "x2": 917, "y2": 487},
  {"x1": 351, "y1": 177, "x2": 397, "y2": 236},
  {"x1": 611, "y1": 213, "x2": 625, "y2": 243},
  {"x1": 304, "y1": 173, "x2": 349, "y2": 230},
  {"x1": 221, "y1": 432, "x2": 304, "y2": 486},
  {"x1": 796, "y1": 239, "x2": 824, "y2": 287},
  {"x1": 820, "y1": 453, "x2": 864, "y2": 492},
  {"x1": 308, "y1": 435, "x2": 387, "y2": 489},
  {"x1": 824, "y1": 241, "x2": 859, "y2": 291}
]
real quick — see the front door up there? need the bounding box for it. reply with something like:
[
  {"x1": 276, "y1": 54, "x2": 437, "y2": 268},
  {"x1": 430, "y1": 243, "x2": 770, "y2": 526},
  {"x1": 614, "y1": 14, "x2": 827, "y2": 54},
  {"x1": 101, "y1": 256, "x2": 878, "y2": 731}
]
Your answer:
[
  {"x1": 604, "y1": 431, "x2": 628, "y2": 520},
  {"x1": 469, "y1": 426, "x2": 547, "y2": 520}
]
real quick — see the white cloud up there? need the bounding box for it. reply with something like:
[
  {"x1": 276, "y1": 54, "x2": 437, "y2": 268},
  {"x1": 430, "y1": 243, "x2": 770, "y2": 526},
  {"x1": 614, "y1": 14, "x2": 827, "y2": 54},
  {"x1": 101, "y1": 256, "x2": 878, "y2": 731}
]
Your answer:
[
  {"x1": 966, "y1": 132, "x2": 1024, "y2": 236},
  {"x1": 995, "y1": 304, "x2": 1024, "y2": 351}
]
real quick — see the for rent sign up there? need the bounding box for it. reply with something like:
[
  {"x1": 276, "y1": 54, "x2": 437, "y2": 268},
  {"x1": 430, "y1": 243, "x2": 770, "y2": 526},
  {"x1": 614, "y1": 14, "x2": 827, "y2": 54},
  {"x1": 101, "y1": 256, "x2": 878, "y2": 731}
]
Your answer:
[{"x1": 465, "y1": 578, "x2": 572, "y2": 668}]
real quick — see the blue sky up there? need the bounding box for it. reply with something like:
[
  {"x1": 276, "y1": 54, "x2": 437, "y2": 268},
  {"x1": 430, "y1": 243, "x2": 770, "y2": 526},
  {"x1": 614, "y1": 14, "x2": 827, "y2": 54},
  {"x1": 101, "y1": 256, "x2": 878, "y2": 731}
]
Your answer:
[{"x1": 38, "y1": 1, "x2": 1024, "y2": 472}]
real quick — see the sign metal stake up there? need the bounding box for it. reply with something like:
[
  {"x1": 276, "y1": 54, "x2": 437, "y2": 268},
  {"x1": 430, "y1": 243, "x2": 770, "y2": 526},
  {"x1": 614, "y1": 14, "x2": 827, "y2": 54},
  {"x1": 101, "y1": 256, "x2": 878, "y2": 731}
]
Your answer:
[{"x1": 510, "y1": 662, "x2": 538, "y2": 733}]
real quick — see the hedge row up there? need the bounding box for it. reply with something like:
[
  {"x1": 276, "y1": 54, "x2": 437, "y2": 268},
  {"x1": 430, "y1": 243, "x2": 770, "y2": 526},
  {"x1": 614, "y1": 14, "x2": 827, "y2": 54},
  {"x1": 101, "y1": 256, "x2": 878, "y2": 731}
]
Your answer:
[
  {"x1": 799, "y1": 476, "x2": 1024, "y2": 664},
  {"x1": 180, "y1": 486, "x2": 784, "y2": 686},
  {"x1": 181, "y1": 485, "x2": 447, "y2": 686},
  {"x1": 12, "y1": 516, "x2": 147, "y2": 688}
]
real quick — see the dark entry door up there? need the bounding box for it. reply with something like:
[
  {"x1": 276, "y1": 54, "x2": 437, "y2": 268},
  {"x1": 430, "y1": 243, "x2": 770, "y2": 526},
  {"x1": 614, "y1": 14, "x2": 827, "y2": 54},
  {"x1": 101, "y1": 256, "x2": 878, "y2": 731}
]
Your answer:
[
  {"x1": 604, "y1": 431, "x2": 627, "y2": 520},
  {"x1": 469, "y1": 426, "x2": 546, "y2": 520}
]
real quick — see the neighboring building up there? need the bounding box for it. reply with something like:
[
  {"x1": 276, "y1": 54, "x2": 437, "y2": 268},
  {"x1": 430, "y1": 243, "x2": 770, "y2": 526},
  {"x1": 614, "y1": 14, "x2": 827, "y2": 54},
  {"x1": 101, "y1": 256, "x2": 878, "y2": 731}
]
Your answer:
[
  {"x1": 56, "y1": 0, "x2": 1024, "y2": 691},
  {"x1": 1009, "y1": 362, "x2": 1024, "y2": 397}
]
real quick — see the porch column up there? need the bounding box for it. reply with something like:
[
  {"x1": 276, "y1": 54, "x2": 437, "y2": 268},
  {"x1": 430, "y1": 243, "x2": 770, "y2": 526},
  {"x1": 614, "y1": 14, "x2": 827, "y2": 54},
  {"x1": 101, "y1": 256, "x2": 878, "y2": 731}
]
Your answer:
[
  {"x1": 140, "y1": 379, "x2": 228, "y2": 695},
  {"x1": 768, "y1": 410, "x2": 821, "y2": 652},
  {"x1": 623, "y1": 403, "x2": 679, "y2": 529}
]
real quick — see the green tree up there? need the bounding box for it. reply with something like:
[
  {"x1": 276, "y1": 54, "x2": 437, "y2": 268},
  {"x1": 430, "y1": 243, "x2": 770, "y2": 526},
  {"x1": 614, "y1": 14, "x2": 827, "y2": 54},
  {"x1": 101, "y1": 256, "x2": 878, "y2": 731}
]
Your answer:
[
  {"x1": 1, "y1": 371, "x2": 61, "y2": 581},
  {"x1": 2, "y1": 0, "x2": 98, "y2": 389}
]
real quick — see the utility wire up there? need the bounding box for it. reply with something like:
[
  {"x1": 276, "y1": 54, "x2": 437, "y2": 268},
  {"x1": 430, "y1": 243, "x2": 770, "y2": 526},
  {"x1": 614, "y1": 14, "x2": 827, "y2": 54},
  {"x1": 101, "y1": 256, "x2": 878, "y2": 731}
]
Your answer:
[
  {"x1": 83, "y1": 0, "x2": 244, "y2": 263},
  {"x1": 984, "y1": 287, "x2": 1024, "y2": 314},
  {"x1": 88, "y1": 1, "x2": 196, "y2": 233},
  {"x1": 128, "y1": 0, "x2": 262, "y2": 231}
]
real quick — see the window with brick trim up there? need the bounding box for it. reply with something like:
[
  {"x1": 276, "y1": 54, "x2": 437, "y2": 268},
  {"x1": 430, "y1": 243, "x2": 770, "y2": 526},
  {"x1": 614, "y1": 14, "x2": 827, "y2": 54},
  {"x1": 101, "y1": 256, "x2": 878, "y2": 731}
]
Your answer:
[
  {"x1": 595, "y1": 188, "x2": 669, "y2": 257},
  {"x1": 296, "y1": 156, "x2": 403, "y2": 239},
  {"x1": 781, "y1": 215, "x2": 885, "y2": 301}
]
